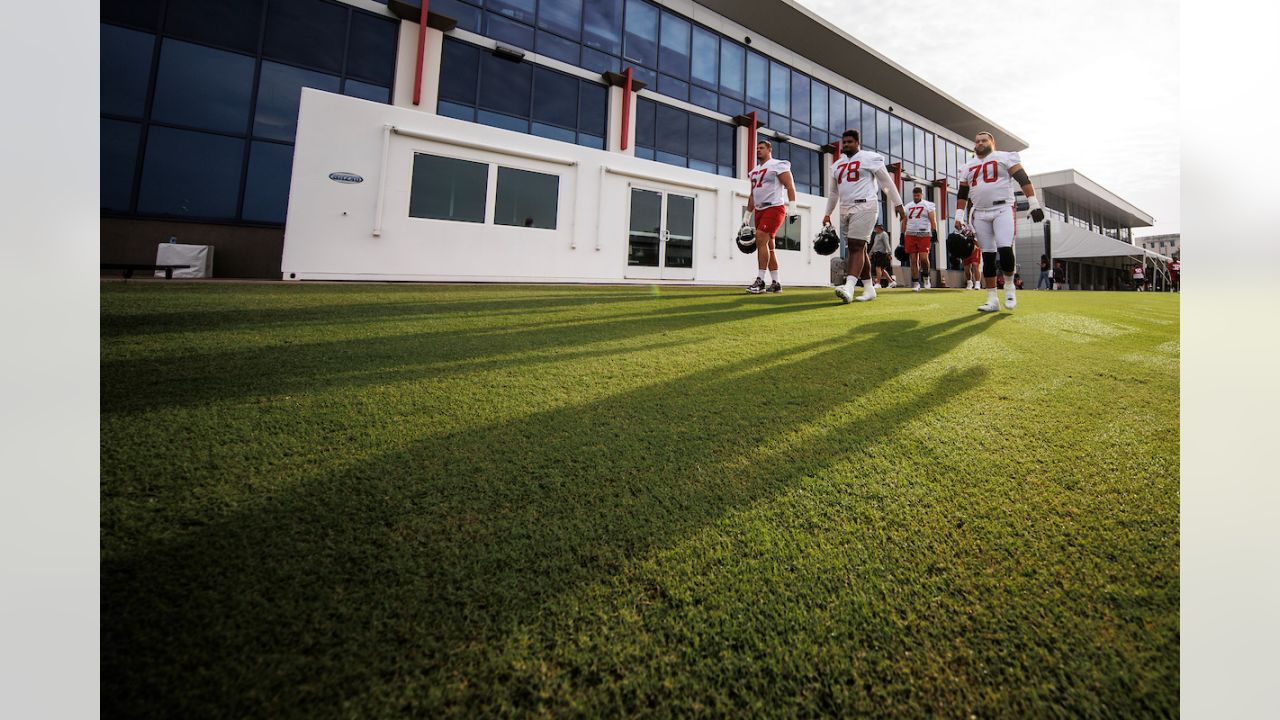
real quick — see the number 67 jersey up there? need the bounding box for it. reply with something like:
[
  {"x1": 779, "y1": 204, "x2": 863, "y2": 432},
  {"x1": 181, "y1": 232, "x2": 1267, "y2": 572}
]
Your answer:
[
  {"x1": 961, "y1": 151, "x2": 1022, "y2": 210},
  {"x1": 830, "y1": 150, "x2": 889, "y2": 207}
]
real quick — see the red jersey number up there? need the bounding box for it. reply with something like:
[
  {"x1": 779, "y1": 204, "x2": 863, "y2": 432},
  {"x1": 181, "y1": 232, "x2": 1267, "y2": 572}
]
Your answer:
[
  {"x1": 839, "y1": 161, "x2": 862, "y2": 184},
  {"x1": 967, "y1": 160, "x2": 999, "y2": 186}
]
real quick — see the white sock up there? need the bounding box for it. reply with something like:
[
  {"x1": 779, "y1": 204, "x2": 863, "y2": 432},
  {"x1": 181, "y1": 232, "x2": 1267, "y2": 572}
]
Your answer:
[
  {"x1": 988, "y1": 289, "x2": 998, "y2": 304},
  {"x1": 845, "y1": 275, "x2": 856, "y2": 288},
  {"x1": 757, "y1": 269, "x2": 767, "y2": 281},
  {"x1": 1005, "y1": 275, "x2": 1015, "y2": 292},
  {"x1": 770, "y1": 270, "x2": 778, "y2": 283}
]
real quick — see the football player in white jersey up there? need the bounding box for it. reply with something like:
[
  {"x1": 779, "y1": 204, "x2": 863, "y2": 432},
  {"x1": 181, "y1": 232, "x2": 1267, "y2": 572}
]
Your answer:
[
  {"x1": 901, "y1": 186, "x2": 938, "y2": 291},
  {"x1": 823, "y1": 129, "x2": 905, "y2": 303},
  {"x1": 745, "y1": 139, "x2": 797, "y2": 294},
  {"x1": 954, "y1": 131, "x2": 1045, "y2": 312}
]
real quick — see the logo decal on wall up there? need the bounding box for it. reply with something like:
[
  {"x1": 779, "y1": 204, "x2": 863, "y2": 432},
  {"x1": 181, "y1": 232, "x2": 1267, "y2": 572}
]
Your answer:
[{"x1": 328, "y1": 172, "x2": 364, "y2": 184}]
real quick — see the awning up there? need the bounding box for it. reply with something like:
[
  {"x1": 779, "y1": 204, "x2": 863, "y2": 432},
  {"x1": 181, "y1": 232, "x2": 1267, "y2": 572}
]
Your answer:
[{"x1": 1053, "y1": 222, "x2": 1171, "y2": 264}]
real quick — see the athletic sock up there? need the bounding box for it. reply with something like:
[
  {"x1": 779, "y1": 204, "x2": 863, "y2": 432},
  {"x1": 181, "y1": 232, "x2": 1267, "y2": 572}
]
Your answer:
[
  {"x1": 757, "y1": 269, "x2": 767, "y2": 281},
  {"x1": 1005, "y1": 275, "x2": 1015, "y2": 291},
  {"x1": 770, "y1": 270, "x2": 779, "y2": 283}
]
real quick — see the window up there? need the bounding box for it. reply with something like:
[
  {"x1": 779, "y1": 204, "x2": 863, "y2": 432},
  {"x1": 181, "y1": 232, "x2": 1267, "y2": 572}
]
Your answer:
[
  {"x1": 101, "y1": 24, "x2": 154, "y2": 119},
  {"x1": 771, "y1": 138, "x2": 820, "y2": 196},
  {"x1": 810, "y1": 81, "x2": 828, "y2": 135},
  {"x1": 254, "y1": 61, "x2": 340, "y2": 142},
  {"x1": 537, "y1": 0, "x2": 582, "y2": 40},
  {"x1": 138, "y1": 126, "x2": 244, "y2": 219},
  {"x1": 828, "y1": 87, "x2": 844, "y2": 139},
  {"x1": 151, "y1": 39, "x2": 256, "y2": 134},
  {"x1": 889, "y1": 116, "x2": 903, "y2": 160},
  {"x1": 659, "y1": 11, "x2": 690, "y2": 79},
  {"x1": 690, "y1": 26, "x2": 717, "y2": 90},
  {"x1": 746, "y1": 51, "x2": 769, "y2": 110},
  {"x1": 344, "y1": 79, "x2": 391, "y2": 103},
  {"x1": 102, "y1": 0, "x2": 162, "y2": 30},
  {"x1": 789, "y1": 71, "x2": 809, "y2": 127},
  {"x1": 101, "y1": 120, "x2": 142, "y2": 211},
  {"x1": 241, "y1": 141, "x2": 295, "y2": 223},
  {"x1": 769, "y1": 60, "x2": 789, "y2": 118},
  {"x1": 719, "y1": 41, "x2": 744, "y2": 98},
  {"x1": 409, "y1": 153, "x2": 489, "y2": 223},
  {"x1": 165, "y1": 0, "x2": 263, "y2": 54},
  {"x1": 876, "y1": 108, "x2": 889, "y2": 151},
  {"x1": 346, "y1": 11, "x2": 398, "y2": 86},
  {"x1": 861, "y1": 104, "x2": 875, "y2": 150},
  {"x1": 433, "y1": 0, "x2": 482, "y2": 33},
  {"x1": 263, "y1": 0, "x2": 348, "y2": 73},
  {"x1": 489, "y1": 0, "x2": 535, "y2": 24},
  {"x1": 495, "y1": 167, "x2": 560, "y2": 229},
  {"x1": 486, "y1": 12, "x2": 535, "y2": 51},
  {"x1": 775, "y1": 215, "x2": 801, "y2": 252},
  {"x1": 583, "y1": 0, "x2": 623, "y2": 55},
  {"x1": 623, "y1": 0, "x2": 658, "y2": 68},
  {"x1": 635, "y1": 98, "x2": 735, "y2": 176}
]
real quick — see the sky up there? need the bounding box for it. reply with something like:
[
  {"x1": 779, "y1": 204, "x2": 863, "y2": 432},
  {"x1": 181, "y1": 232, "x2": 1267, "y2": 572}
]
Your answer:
[{"x1": 793, "y1": 0, "x2": 1179, "y2": 237}]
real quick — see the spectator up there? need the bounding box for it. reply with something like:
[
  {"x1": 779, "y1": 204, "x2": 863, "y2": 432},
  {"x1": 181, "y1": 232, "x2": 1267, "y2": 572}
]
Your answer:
[
  {"x1": 1132, "y1": 262, "x2": 1146, "y2": 291},
  {"x1": 1168, "y1": 255, "x2": 1180, "y2": 292},
  {"x1": 1037, "y1": 254, "x2": 1051, "y2": 289},
  {"x1": 1053, "y1": 259, "x2": 1066, "y2": 290}
]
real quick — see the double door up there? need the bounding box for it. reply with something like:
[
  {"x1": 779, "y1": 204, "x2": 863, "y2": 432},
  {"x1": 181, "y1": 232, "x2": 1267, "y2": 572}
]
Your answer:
[{"x1": 625, "y1": 187, "x2": 695, "y2": 280}]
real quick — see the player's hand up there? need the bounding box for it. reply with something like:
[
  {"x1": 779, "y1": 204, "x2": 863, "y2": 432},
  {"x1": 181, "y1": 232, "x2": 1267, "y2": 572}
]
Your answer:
[
  {"x1": 1030, "y1": 207, "x2": 1045, "y2": 223},
  {"x1": 931, "y1": 229, "x2": 938, "y2": 243},
  {"x1": 822, "y1": 214, "x2": 832, "y2": 226},
  {"x1": 954, "y1": 219, "x2": 965, "y2": 232},
  {"x1": 894, "y1": 205, "x2": 906, "y2": 221}
]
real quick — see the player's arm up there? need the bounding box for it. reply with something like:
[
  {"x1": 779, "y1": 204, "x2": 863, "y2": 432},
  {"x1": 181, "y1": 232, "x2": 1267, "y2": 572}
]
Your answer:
[
  {"x1": 955, "y1": 182, "x2": 969, "y2": 230},
  {"x1": 928, "y1": 209, "x2": 938, "y2": 232},
  {"x1": 779, "y1": 171, "x2": 798, "y2": 217},
  {"x1": 1009, "y1": 163, "x2": 1044, "y2": 222},
  {"x1": 823, "y1": 170, "x2": 838, "y2": 225},
  {"x1": 872, "y1": 165, "x2": 905, "y2": 219}
]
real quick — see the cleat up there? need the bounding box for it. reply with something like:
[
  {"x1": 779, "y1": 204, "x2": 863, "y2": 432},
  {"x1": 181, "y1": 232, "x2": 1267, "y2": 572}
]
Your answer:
[
  {"x1": 766, "y1": 281, "x2": 782, "y2": 293},
  {"x1": 912, "y1": 282, "x2": 921, "y2": 292},
  {"x1": 1005, "y1": 291, "x2": 1017, "y2": 310},
  {"x1": 889, "y1": 279, "x2": 898, "y2": 288},
  {"x1": 977, "y1": 301, "x2": 1000, "y2": 313},
  {"x1": 855, "y1": 287, "x2": 877, "y2": 302},
  {"x1": 834, "y1": 285, "x2": 853, "y2": 304},
  {"x1": 746, "y1": 278, "x2": 767, "y2": 294},
  {"x1": 924, "y1": 279, "x2": 932, "y2": 289}
]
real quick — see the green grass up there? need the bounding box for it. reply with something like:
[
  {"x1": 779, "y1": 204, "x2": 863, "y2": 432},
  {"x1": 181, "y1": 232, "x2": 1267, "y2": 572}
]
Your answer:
[{"x1": 100, "y1": 282, "x2": 1179, "y2": 718}]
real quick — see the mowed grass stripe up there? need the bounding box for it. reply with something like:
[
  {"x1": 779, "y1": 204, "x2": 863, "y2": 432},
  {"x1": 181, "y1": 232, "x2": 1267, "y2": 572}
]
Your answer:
[{"x1": 101, "y1": 283, "x2": 1178, "y2": 718}]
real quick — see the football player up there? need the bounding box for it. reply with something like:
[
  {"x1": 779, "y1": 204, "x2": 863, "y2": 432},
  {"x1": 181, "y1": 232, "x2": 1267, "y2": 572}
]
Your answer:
[
  {"x1": 745, "y1": 139, "x2": 796, "y2": 294},
  {"x1": 823, "y1": 129, "x2": 905, "y2": 303},
  {"x1": 954, "y1": 131, "x2": 1045, "y2": 312},
  {"x1": 901, "y1": 186, "x2": 938, "y2": 291}
]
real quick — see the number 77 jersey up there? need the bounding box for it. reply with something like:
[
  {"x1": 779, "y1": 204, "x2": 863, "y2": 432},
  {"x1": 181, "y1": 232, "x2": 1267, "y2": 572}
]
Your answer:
[
  {"x1": 830, "y1": 150, "x2": 888, "y2": 207},
  {"x1": 961, "y1": 150, "x2": 1022, "y2": 210}
]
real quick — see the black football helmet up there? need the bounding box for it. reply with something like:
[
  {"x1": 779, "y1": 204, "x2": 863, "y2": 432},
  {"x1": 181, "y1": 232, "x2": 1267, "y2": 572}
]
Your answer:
[
  {"x1": 736, "y1": 223, "x2": 757, "y2": 254},
  {"x1": 813, "y1": 225, "x2": 840, "y2": 256},
  {"x1": 945, "y1": 228, "x2": 976, "y2": 261}
]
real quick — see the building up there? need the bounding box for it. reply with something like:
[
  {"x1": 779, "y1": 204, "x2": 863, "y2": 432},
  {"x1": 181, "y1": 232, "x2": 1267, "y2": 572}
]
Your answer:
[
  {"x1": 1136, "y1": 233, "x2": 1180, "y2": 258},
  {"x1": 102, "y1": 0, "x2": 1034, "y2": 283}
]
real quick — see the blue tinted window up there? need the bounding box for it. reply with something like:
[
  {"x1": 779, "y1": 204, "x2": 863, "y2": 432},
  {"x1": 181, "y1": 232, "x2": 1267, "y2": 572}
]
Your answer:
[
  {"x1": 165, "y1": 0, "x2": 263, "y2": 54},
  {"x1": 623, "y1": 0, "x2": 658, "y2": 68},
  {"x1": 690, "y1": 86, "x2": 716, "y2": 111},
  {"x1": 583, "y1": 0, "x2": 622, "y2": 54},
  {"x1": 630, "y1": 66, "x2": 656, "y2": 89},
  {"x1": 789, "y1": 71, "x2": 808, "y2": 125},
  {"x1": 828, "y1": 88, "x2": 843, "y2": 137},
  {"x1": 580, "y1": 47, "x2": 620, "y2": 74},
  {"x1": 241, "y1": 141, "x2": 294, "y2": 223},
  {"x1": 263, "y1": 0, "x2": 347, "y2": 73},
  {"x1": 688, "y1": 114, "x2": 716, "y2": 164},
  {"x1": 439, "y1": 38, "x2": 480, "y2": 105},
  {"x1": 634, "y1": 98, "x2": 656, "y2": 148},
  {"x1": 916, "y1": 126, "x2": 927, "y2": 165},
  {"x1": 746, "y1": 51, "x2": 768, "y2": 108},
  {"x1": 655, "y1": 103, "x2": 687, "y2": 157},
  {"x1": 138, "y1": 127, "x2": 244, "y2": 218},
  {"x1": 101, "y1": 24, "x2": 154, "y2": 119},
  {"x1": 477, "y1": 109, "x2": 529, "y2": 134},
  {"x1": 876, "y1": 108, "x2": 889, "y2": 150},
  {"x1": 495, "y1": 167, "x2": 559, "y2": 229},
  {"x1": 432, "y1": 0, "x2": 482, "y2": 33},
  {"x1": 101, "y1": 119, "x2": 141, "y2": 211},
  {"x1": 151, "y1": 39, "x2": 255, "y2": 134},
  {"x1": 486, "y1": 12, "x2": 535, "y2": 50},
  {"x1": 536, "y1": 30, "x2": 579, "y2": 64},
  {"x1": 410, "y1": 153, "x2": 488, "y2": 223},
  {"x1": 343, "y1": 79, "x2": 390, "y2": 103},
  {"x1": 658, "y1": 12, "x2": 690, "y2": 79},
  {"x1": 768, "y1": 61, "x2": 788, "y2": 116},
  {"x1": 890, "y1": 116, "x2": 902, "y2": 158},
  {"x1": 346, "y1": 12, "x2": 397, "y2": 85},
  {"x1": 845, "y1": 96, "x2": 860, "y2": 139},
  {"x1": 479, "y1": 52, "x2": 532, "y2": 117},
  {"x1": 718, "y1": 122, "x2": 735, "y2": 173},
  {"x1": 488, "y1": 0, "x2": 535, "y2": 24},
  {"x1": 810, "y1": 81, "x2": 827, "y2": 132},
  {"x1": 690, "y1": 26, "x2": 717, "y2": 89},
  {"x1": 579, "y1": 81, "x2": 607, "y2": 137},
  {"x1": 719, "y1": 41, "x2": 743, "y2": 98},
  {"x1": 861, "y1": 104, "x2": 876, "y2": 149},
  {"x1": 718, "y1": 95, "x2": 743, "y2": 118},
  {"x1": 532, "y1": 66, "x2": 577, "y2": 128},
  {"x1": 537, "y1": 0, "x2": 581, "y2": 40},
  {"x1": 902, "y1": 123, "x2": 914, "y2": 162},
  {"x1": 102, "y1": 0, "x2": 161, "y2": 30},
  {"x1": 254, "y1": 61, "x2": 340, "y2": 142},
  {"x1": 658, "y1": 74, "x2": 688, "y2": 102},
  {"x1": 438, "y1": 100, "x2": 476, "y2": 122}
]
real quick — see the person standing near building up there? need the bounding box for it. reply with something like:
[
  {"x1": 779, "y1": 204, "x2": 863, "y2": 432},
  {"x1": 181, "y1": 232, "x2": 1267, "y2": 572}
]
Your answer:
[
  {"x1": 1168, "y1": 255, "x2": 1180, "y2": 292},
  {"x1": 963, "y1": 241, "x2": 982, "y2": 289},
  {"x1": 954, "y1": 131, "x2": 1045, "y2": 312},
  {"x1": 1053, "y1": 259, "x2": 1067, "y2": 290},
  {"x1": 745, "y1": 139, "x2": 796, "y2": 294},
  {"x1": 1037, "y1": 254, "x2": 1051, "y2": 289},
  {"x1": 1132, "y1": 261, "x2": 1145, "y2": 291},
  {"x1": 824, "y1": 129, "x2": 905, "y2": 303},
  {"x1": 870, "y1": 223, "x2": 897, "y2": 288},
  {"x1": 901, "y1": 186, "x2": 938, "y2": 292}
]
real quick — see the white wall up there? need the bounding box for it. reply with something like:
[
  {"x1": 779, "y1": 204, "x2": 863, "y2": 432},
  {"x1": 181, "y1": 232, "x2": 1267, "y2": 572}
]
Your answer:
[{"x1": 282, "y1": 89, "x2": 835, "y2": 285}]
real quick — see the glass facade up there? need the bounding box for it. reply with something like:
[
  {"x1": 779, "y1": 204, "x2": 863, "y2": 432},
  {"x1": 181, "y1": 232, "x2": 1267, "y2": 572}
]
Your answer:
[
  {"x1": 437, "y1": 0, "x2": 979, "y2": 190},
  {"x1": 100, "y1": 0, "x2": 398, "y2": 225},
  {"x1": 634, "y1": 98, "x2": 736, "y2": 177}
]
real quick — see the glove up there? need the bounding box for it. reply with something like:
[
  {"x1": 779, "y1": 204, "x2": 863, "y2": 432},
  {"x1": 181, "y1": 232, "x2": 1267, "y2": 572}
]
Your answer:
[
  {"x1": 786, "y1": 201, "x2": 798, "y2": 220},
  {"x1": 930, "y1": 229, "x2": 938, "y2": 243},
  {"x1": 1026, "y1": 196, "x2": 1045, "y2": 223}
]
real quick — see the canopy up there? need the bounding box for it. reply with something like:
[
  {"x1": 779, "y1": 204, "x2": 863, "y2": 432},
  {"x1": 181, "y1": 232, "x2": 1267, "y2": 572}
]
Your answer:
[{"x1": 1052, "y1": 222, "x2": 1171, "y2": 264}]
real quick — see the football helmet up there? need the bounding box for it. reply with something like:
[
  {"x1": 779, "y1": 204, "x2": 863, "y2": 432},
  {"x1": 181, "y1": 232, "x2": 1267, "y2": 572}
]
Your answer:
[
  {"x1": 813, "y1": 225, "x2": 840, "y2": 256},
  {"x1": 736, "y1": 223, "x2": 757, "y2": 254}
]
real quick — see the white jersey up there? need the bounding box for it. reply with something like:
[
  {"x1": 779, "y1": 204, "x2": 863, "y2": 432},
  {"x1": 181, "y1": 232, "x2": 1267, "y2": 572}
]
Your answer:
[
  {"x1": 961, "y1": 150, "x2": 1021, "y2": 210},
  {"x1": 830, "y1": 150, "x2": 887, "y2": 208},
  {"x1": 748, "y1": 158, "x2": 792, "y2": 208},
  {"x1": 904, "y1": 200, "x2": 936, "y2": 235}
]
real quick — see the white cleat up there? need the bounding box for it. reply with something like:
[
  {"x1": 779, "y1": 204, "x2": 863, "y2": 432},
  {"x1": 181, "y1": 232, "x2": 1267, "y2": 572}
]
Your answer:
[
  {"x1": 856, "y1": 287, "x2": 877, "y2": 302},
  {"x1": 912, "y1": 282, "x2": 921, "y2": 292},
  {"x1": 888, "y1": 279, "x2": 898, "y2": 288},
  {"x1": 977, "y1": 301, "x2": 1000, "y2": 313},
  {"x1": 835, "y1": 285, "x2": 852, "y2": 304},
  {"x1": 1005, "y1": 292, "x2": 1017, "y2": 310},
  {"x1": 924, "y1": 279, "x2": 932, "y2": 289}
]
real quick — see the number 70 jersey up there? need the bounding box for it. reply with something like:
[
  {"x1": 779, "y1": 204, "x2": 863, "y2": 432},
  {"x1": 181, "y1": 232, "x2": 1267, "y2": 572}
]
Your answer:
[
  {"x1": 830, "y1": 150, "x2": 888, "y2": 207},
  {"x1": 960, "y1": 150, "x2": 1022, "y2": 210}
]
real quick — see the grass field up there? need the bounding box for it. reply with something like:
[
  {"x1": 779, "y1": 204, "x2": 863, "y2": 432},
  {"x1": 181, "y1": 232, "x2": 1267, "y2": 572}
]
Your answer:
[{"x1": 100, "y1": 282, "x2": 1179, "y2": 718}]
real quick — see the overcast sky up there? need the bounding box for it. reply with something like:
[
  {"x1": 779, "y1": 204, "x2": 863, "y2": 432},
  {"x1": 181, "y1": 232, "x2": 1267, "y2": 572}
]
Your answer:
[{"x1": 793, "y1": 0, "x2": 1179, "y2": 237}]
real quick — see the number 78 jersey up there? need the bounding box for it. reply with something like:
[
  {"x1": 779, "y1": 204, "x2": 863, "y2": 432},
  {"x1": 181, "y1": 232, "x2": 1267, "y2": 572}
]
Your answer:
[
  {"x1": 961, "y1": 150, "x2": 1021, "y2": 210},
  {"x1": 830, "y1": 150, "x2": 888, "y2": 207}
]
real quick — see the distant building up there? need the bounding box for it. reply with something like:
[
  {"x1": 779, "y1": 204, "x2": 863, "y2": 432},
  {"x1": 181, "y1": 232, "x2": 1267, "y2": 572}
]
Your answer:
[{"x1": 1136, "y1": 233, "x2": 1180, "y2": 258}]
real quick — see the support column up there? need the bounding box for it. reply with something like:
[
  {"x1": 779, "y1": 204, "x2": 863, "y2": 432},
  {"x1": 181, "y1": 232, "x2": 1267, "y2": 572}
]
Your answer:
[
  {"x1": 389, "y1": 3, "x2": 452, "y2": 111},
  {"x1": 603, "y1": 70, "x2": 644, "y2": 156}
]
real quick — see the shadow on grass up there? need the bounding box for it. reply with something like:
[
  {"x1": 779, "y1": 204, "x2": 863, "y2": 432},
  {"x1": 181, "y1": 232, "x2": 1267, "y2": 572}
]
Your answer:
[
  {"x1": 101, "y1": 294, "x2": 836, "y2": 415},
  {"x1": 102, "y1": 314, "x2": 999, "y2": 717}
]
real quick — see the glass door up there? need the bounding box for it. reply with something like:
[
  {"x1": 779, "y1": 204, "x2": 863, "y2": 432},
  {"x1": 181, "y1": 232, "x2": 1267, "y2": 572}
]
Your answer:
[
  {"x1": 625, "y1": 187, "x2": 696, "y2": 280},
  {"x1": 663, "y1": 193, "x2": 695, "y2": 280}
]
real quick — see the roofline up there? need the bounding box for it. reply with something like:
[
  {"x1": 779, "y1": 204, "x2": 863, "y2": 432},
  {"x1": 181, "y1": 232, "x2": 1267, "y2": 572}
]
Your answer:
[
  {"x1": 692, "y1": 0, "x2": 1029, "y2": 151},
  {"x1": 1031, "y1": 168, "x2": 1156, "y2": 227}
]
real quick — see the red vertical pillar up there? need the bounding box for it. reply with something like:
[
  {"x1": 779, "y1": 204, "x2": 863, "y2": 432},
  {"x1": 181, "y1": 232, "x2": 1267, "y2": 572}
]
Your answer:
[
  {"x1": 413, "y1": 1, "x2": 430, "y2": 106},
  {"x1": 746, "y1": 111, "x2": 757, "y2": 175},
  {"x1": 621, "y1": 67, "x2": 633, "y2": 151}
]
